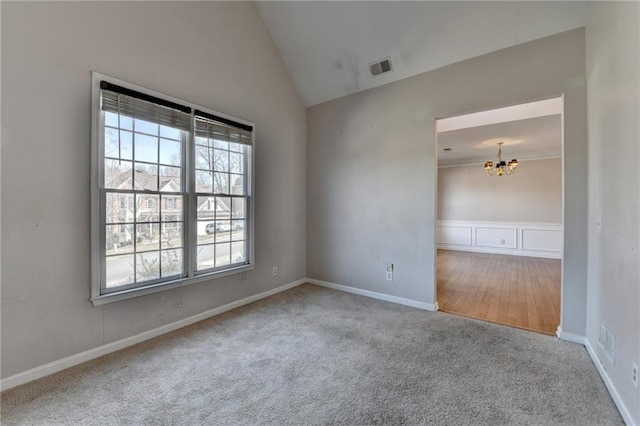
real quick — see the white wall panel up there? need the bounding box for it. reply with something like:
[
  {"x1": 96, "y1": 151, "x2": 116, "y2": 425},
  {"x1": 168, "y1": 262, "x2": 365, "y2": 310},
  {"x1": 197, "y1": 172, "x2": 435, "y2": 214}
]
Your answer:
[
  {"x1": 436, "y1": 226, "x2": 472, "y2": 246},
  {"x1": 475, "y1": 227, "x2": 517, "y2": 249},
  {"x1": 437, "y1": 221, "x2": 562, "y2": 259},
  {"x1": 522, "y1": 228, "x2": 563, "y2": 252}
]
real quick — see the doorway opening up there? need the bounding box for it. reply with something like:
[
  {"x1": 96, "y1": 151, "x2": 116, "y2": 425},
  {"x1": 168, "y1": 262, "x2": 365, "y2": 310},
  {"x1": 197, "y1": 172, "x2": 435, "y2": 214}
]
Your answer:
[{"x1": 434, "y1": 97, "x2": 563, "y2": 335}]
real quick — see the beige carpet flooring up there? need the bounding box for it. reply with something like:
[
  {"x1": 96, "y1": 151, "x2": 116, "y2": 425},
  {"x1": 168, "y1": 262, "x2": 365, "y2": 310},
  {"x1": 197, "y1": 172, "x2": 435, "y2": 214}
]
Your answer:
[{"x1": 1, "y1": 284, "x2": 622, "y2": 425}]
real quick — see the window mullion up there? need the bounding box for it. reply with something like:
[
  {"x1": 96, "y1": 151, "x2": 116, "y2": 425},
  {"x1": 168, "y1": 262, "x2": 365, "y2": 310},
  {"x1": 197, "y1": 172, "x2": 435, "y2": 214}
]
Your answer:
[{"x1": 186, "y1": 114, "x2": 197, "y2": 278}]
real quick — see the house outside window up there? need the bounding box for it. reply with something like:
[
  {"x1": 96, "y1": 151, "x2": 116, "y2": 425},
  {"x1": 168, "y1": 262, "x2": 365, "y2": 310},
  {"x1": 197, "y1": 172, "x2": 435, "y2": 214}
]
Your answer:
[{"x1": 91, "y1": 73, "x2": 254, "y2": 305}]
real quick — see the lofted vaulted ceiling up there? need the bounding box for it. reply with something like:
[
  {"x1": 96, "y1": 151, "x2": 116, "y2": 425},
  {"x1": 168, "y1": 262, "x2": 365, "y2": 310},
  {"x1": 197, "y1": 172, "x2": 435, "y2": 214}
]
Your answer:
[{"x1": 257, "y1": 1, "x2": 587, "y2": 107}]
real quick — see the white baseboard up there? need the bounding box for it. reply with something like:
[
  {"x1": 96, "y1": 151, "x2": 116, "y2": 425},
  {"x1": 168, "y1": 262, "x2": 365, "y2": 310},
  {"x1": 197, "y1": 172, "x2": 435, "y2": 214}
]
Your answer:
[
  {"x1": 437, "y1": 244, "x2": 562, "y2": 259},
  {"x1": 556, "y1": 326, "x2": 636, "y2": 426},
  {"x1": 584, "y1": 339, "x2": 637, "y2": 426},
  {"x1": 556, "y1": 326, "x2": 587, "y2": 345},
  {"x1": 307, "y1": 278, "x2": 437, "y2": 311},
  {"x1": 0, "y1": 278, "x2": 307, "y2": 392}
]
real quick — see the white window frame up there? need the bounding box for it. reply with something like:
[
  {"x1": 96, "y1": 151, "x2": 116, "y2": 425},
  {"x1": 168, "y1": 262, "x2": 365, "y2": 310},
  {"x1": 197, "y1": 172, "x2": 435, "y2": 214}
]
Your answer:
[{"x1": 90, "y1": 72, "x2": 255, "y2": 306}]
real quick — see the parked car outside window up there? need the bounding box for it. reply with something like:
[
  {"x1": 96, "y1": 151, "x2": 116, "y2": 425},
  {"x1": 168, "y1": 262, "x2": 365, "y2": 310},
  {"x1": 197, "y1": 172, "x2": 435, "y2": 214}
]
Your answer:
[{"x1": 205, "y1": 221, "x2": 231, "y2": 234}]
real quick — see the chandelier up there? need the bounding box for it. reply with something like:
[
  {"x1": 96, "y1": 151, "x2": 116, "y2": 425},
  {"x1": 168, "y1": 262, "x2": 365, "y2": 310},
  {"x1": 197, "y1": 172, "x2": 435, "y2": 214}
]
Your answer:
[{"x1": 484, "y1": 142, "x2": 518, "y2": 177}]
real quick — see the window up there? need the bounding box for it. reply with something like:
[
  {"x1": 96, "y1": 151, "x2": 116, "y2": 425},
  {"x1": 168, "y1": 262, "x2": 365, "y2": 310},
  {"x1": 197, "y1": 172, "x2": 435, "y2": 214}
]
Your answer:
[{"x1": 91, "y1": 73, "x2": 254, "y2": 305}]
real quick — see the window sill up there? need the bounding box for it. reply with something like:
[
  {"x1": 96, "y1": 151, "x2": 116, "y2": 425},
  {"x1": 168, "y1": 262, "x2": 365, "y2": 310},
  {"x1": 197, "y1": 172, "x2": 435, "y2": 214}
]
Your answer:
[{"x1": 89, "y1": 263, "x2": 255, "y2": 306}]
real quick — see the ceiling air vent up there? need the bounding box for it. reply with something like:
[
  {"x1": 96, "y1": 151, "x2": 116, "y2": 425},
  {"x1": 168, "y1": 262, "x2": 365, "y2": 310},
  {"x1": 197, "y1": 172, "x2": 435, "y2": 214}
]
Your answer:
[{"x1": 369, "y1": 57, "x2": 393, "y2": 76}]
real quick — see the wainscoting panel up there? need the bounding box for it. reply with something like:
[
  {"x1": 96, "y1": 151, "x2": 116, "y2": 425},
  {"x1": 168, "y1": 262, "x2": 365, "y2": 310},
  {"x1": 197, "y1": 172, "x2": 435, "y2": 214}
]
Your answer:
[
  {"x1": 522, "y1": 228, "x2": 563, "y2": 252},
  {"x1": 437, "y1": 221, "x2": 563, "y2": 259},
  {"x1": 436, "y1": 225, "x2": 472, "y2": 246},
  {"x1": 475, "y1": 227, "x2": 517, "y2": 249}
]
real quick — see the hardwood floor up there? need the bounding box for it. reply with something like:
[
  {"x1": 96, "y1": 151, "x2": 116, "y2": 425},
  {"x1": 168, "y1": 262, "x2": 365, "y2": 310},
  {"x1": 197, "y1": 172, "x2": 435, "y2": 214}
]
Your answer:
[{"x1": 437, "y1": 249, "x2": 561, "y2": 335}]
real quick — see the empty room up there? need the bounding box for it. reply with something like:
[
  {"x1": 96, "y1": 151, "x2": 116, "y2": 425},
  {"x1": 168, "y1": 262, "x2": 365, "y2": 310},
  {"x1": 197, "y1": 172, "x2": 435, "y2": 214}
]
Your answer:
[{"x1": 2, "y1": 1, "x2": 639, "y2": 425}]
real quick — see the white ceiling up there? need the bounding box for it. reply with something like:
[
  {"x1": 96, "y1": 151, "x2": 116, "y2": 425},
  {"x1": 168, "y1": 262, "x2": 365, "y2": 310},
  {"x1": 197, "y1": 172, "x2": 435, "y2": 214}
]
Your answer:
[
  {"x1": 257, "y1": 1, "x2": 587, "y2": 107},
  {"x1": 436, "y1": 97, "x2": 563, "y2": 167},
  {"x1": 437, "y1": 114, "x2": 562, "y2": 167}
]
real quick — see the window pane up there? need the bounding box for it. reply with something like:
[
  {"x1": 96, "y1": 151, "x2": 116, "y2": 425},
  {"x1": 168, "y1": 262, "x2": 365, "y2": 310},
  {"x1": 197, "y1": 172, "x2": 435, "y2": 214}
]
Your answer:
[
  {"x1": 120, "y1": 115, "x2": 134, "y2": 131},
  {"x1": 214, "y1": 149, "x2": 229, "y2": 172},
  {"x1": 214, "y1": 172, "x2": 229, "y2": 193},
  {"x1": 161, "y1": 249, "x2": 182, "y2": 278},
  {"x1": 215, "y1": 220, "x2": 232, "y2": 243},
  {"x1": 135, "y1": 118, "x2": 158, "y2": 136},
  {"x1": 159, "y1": 166, "x2": 181, "y2": 192},
  {"x1": 105, "y1": 160, "x2": 132, "y2": 190},
  {"x1": 136, "y1": 224, "x2": 159, "y2": 252},
  {"x1": 195, "y1": 135, "x2": 209, "y2": 147},
  {"x1": 159, "y1": 138, "x2": 181, "y2": 166},
  {"x1": 162, "y1": 195, "x2": 182, "y2": 221},
  {"x1": 197, "y1": 244, "x2": 215, "y2": 270},
  {"x1": 106, "y1": 193, "x2": 134, "y2": 224},
  {"x1": 136, "y1": 251, "x2": 160, "y2": 282},
  {"x1": 120, "y1": 131, "x2": 133, "y2": 160},
  {"x1": 106, "y1": 254, "x2": 134, "y2": 288},
  {"x1": 160, "y1": 125, "x2": 181, "y2": 141},
  {"x1": 134, "y1": 134, "x2": 158, "y2": 163},
  {"x1": 161, "y1": 222, "x2": 183, "y2": 249},
  {"x1": 197, "y1": 196, "x2": 215, "y2": 221},
  {"x1": 231, "y1": 220, "x2": 245, "y2": 238},
  {"x1": 196, "y1": 170, "x2": 213, "y2": 193},
  {"x1": 214, "y1": 139, "x2": 228, "y2": 150},
  {"x1": 134, "y1": 164, "x2": 158, "y2": 191},
  {"x1": 217, "y1": 196, "x2": 231, "y2": 218},
  {"x1": 136, "y1": 194, "x2": 159, "y2": 222},
  {"x1": 106, "y1": 112, "x2": 133, "y2": 131},
  {"x1": 229, "y1": 152, "x2": 243, "y2": 173},
  {"x1": 230, "y1": 174, "x2": 244, "y2": 195},
  {"x1": 229, "y1": 142, "x2": 243, "y2": 153},
  {"x1": 215, "y1": 243, "x2": 231, "y2": 267},
  {"x1": 105, "y1": 111, "x2": 119, "y2": 128},
  {"x1": 231, "y1": 241, "x2": 245, "y2": 264},
  {"x1": 232, "y1": 198, "x2": 245, "y2": 219},
  {"x1": 105, "y1": 128, "x2": 133, "y2": 161},
  {"x1": 197, "y1": 221, "x2": 215, "y2": 245},
  {"x1": 106, "y1": 224, "x2": 134, "y2": 255},
  {"x1": 105, "y1": 128, "x2": 119, "y2": 157},
  {"x1": 195, "y1": 146, "x2": 211, "y2": 169}
]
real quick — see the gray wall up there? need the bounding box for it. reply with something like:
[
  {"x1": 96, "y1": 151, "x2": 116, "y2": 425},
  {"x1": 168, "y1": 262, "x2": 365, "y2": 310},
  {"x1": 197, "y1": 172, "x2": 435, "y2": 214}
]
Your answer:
[
  {"x1": 438, "y1": 158, "x2": 562, "y2": 223},
  {"x1": 1, "y1": 2, "x2": 306, "y2": 379},
  {"x1": 307, "y1": 29, "x2": 587, "y2": 334},
  {"x1": 586, "y1": 2, "x2": 640, "y2": 423}
]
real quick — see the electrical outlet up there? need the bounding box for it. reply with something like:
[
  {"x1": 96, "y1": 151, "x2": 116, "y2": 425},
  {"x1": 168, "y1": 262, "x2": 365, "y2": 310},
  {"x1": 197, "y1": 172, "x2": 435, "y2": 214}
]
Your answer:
[
  {"x1": 272, "y1": 266, "x2": 277, "y2": 276},
  {"x1": 632, "y1": 362, "x2": 639, "y2": 389},
  {"x1": 386, "y1": 263, "x2": 393, "y2": 281}
]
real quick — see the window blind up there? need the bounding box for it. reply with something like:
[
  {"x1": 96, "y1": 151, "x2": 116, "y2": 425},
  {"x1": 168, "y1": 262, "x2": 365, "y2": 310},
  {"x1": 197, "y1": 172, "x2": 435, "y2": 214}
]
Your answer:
[
  {"x1": 101, "y1": 81, "x2": 192, "y2": 131},
  {"x1": 194, "y1": 110, "x2": 253, "y2": 145}
]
